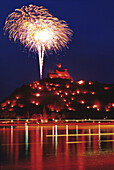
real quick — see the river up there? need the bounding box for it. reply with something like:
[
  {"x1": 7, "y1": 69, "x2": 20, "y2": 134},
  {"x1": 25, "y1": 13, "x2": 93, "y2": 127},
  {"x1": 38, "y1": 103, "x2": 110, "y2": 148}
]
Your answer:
[{"x1": 0, "y1": 124, "x2": 114, "y2": 169}]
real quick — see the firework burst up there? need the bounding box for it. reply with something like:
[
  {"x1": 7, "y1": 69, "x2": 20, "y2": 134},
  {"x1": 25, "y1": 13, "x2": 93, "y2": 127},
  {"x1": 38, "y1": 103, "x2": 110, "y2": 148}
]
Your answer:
[{"x1": 4, "y1": 4, "x2": 73, "y2": 79}]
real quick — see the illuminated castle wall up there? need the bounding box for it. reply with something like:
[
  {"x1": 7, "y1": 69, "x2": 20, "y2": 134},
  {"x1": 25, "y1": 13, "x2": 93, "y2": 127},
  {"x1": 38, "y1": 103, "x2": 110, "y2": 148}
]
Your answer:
[{"x1": 48, "y1": 63, "x2": 72, "y2": 79}]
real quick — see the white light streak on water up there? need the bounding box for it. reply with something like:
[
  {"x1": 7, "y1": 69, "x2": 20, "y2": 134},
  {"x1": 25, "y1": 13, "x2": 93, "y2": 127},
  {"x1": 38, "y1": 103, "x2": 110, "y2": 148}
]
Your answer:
[
  {"x1": 52, "y1": 126, "x2": 54, "y2": 145},
  {"x1": 98, "y1": 124, "x2": 101, "y2": 149},
  {"x1": 66, "y1": 125, "x2": 68, "y2": 143},
  {"x1": 55, "y1": 125, "x2": 57, "y2": 155},
  {"x1": 41, "y1": 126, "x2": 43, "y2": 148},
  {"x1": 25, "y1": 125, "x2": 28, "y2": 155}
]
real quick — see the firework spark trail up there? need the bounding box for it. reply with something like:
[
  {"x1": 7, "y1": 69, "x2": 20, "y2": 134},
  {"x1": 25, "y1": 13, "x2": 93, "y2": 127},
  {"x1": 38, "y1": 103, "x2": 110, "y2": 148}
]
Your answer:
[{"x1": 4, "y1": 4, "x2": 73, "y2": 79}]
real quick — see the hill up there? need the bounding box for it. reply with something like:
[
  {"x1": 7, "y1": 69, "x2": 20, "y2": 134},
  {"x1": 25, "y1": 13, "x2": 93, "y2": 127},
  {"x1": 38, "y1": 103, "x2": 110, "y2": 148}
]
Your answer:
[{"x1": 0, "y1": 65, "x2": 114, "y2": 120}]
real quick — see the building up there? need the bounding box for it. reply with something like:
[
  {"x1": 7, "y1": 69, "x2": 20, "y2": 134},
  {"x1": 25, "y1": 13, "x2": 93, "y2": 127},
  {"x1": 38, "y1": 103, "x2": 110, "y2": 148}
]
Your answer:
[{"x1": 48, "y1": 63, "x2": 72, "y2": 80}]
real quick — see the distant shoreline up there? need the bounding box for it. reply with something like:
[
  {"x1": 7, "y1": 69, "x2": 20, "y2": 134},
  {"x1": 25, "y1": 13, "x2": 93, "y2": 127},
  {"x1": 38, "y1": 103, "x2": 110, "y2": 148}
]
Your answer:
[{"x1": 1, "y1": 120, "x2": 114, "y2": 128}]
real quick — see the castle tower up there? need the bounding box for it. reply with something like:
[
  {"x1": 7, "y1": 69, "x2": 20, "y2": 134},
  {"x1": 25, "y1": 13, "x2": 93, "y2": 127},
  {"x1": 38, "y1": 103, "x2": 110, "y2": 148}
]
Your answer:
[{"x1": 48, "y1": 63, "x2": 72, "y2": 80}]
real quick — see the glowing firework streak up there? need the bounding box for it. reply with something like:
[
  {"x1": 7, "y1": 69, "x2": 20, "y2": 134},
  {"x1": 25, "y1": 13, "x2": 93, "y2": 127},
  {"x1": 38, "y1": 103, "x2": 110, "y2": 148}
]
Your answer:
[{"x1": 4, "y1": 4, "x2": 73, "y2": 79}]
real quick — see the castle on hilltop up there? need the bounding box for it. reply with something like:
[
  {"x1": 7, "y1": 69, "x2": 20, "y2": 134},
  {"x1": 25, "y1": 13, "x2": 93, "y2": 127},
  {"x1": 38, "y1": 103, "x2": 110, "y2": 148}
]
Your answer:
[{"x1": 48, "y1": 63, "x2": 72, "y2": 79}]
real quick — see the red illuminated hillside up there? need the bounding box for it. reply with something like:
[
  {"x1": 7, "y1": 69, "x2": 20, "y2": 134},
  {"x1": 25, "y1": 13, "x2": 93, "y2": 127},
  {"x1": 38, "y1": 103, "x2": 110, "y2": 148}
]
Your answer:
[{"x1": 0, "y1": 64, "x2": 114, "y2": 120}]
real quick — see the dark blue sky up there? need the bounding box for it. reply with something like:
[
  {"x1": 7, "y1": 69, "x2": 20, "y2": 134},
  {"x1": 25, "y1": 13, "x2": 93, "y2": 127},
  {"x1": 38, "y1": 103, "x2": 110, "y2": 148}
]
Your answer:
[{"x1": 0, "y1": 0, "x2": 114, "y2": 101}]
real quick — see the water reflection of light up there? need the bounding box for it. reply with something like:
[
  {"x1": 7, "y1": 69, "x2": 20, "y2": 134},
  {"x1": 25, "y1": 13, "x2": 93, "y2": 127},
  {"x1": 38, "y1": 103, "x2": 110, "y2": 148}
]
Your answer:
[
  {"x1": 15, "y1": 129, "x2": 19, "y2": 162},
  {"x1": 52, "y1": 126, "x2": 54, "y2": 145},
  {"x1": 41, "y1": 126, "x2": 43, "y2": 148},
  {"x1": 3, "y1": 127, "x2": 6, "y2": 146},
  {"x1": 113, "y1": 129, "x2": 114, "y2": 152},
  {"x1": 65, "y1": 125, "x2": 69, "y2": 168},
  {"x1": 25, "y1": 125, "x2": 28, "y2": 155},
  {"x1": 2, "y1": 125, "x2": 114, "y2": 169},
  {"x1": 11, "y1": 126, "x2": 13, "y2": 158},
  {"x1": 76, "y1": 125, "x2": 78, "y2": 141},
  {"x1": 98, "y1": 124, "x2": 101, "y2": 149},
  {"x1": 47, "y1": 132, "x2": 114, "y2": 137},
  {"x1": 36, "y1": 126, "x2": 39, "y2": 143},
  {"x1": 89, "y1": 129, "x2": 91, "y2": 147},
  {"x1": 66, "y1": 125, "x2": 68, "y2": 143},
  {"x1": 77, "y1": 131, "x2": 85, "y2": 170},
  {"x1": 3, "y1": 127, "x2": 5, "y2": 136},
  {"x1": 55, "y1": 125, "x2": 57, "y2": 154},
  {"x1": 3, "y1": 126, "x2": 5, "y2": 131},
  {"x1": 67, "y1": 141, "x2": 86, "y2": 144}
]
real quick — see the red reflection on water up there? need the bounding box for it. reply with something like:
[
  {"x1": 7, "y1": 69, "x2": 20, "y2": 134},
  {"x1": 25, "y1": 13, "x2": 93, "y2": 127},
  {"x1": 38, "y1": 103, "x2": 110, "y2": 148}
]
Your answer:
[
  {"x1": 93, "y1": 129, "x2": 98, "y2": 152},
  {"x1": 30, "y1": 127, "x2": 42, "y2": 170},
  {"x1": 65, "y1": 125, "x2": 69, "y2": 170},
  {"x1": 76, "y1": 129, "x2": 85, "y2": 170},
  {"x1": 15, "y1": 129, "x2": 19, "y2": 162},
  {"x1": 2, "y1": 125, "x2": 114, "y2": 169},
  {"x1": 77, "y1": 143, "x2": 84, "y2": 170}
]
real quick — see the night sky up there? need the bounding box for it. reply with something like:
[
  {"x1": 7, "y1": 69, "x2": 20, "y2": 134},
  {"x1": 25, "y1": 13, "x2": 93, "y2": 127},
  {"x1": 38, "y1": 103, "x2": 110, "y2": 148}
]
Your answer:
[{"x1": 0, "y1": 0, "x2": 114, "y2": 101}]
